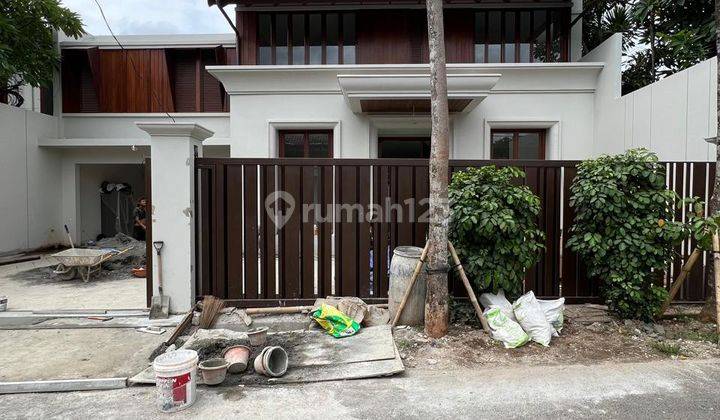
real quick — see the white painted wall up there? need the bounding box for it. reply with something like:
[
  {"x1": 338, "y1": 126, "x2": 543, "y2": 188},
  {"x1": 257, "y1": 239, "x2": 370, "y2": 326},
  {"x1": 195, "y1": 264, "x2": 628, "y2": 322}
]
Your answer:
[
  {"x1": 212, "y1": 63, "x2": 603, "y2": 159},
  {"x1": 586, "y1": 34, "x2": 717, "y2": 161},
  {"x1": 0, "y1": 104, "x2": 63, "y2": 254}
]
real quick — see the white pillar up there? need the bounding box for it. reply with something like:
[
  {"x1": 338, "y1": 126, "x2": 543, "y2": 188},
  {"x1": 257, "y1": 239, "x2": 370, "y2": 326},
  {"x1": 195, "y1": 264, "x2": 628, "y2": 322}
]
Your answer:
[{"x1": 136, "y1": 122, "x2": 213, "y2": 313}]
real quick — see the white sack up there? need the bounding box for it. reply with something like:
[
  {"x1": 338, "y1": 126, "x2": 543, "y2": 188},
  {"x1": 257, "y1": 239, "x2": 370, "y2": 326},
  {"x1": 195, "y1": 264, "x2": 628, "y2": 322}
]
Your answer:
[
  {"x1": 484, "y1": 307, "x2": 529, "y2": 349},
  {"x1": 512, "y1": 291, "x2": 555, "y2": 346}
]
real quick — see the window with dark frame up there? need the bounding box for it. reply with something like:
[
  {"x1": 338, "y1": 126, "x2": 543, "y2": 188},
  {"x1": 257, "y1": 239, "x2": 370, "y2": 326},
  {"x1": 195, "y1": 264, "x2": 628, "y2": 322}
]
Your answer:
[
  {"x1": 279, "y1": 130, "x2": 333, "y2": 158},
  {"x1": 258, "y1": 13, "x2": 356, "y2": 65},
  {"x1": 474, "y1": 8, "x2": 569, "y2": 63},
  {"x1": 490, "y1": 129, "x2": 546, "y2": 160}
]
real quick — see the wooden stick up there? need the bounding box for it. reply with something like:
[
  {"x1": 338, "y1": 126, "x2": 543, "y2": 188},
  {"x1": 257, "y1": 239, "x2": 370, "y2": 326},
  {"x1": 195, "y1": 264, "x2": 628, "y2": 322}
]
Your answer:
[
  {"x1": 448, "y1": 241, "x2": 491, "y2": 333},
  {"x1": 713, "y1": 234, "x2": 720, "y2": 347},
  {"x1": 657, "y1": 247, "x2": 702, "y2": 318},
  {"x1": 391, "y1": 243, "x2": 430, "y2": 328}
]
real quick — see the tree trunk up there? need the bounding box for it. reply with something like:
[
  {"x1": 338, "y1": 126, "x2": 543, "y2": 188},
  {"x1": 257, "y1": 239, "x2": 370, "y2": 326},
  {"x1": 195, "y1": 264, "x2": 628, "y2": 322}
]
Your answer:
[
  {"x1": 699, "y1": 0, "x2": 720, "y2": 323},
  {"x1": 424, "y1": 0, "x2": 450, "y2": 338}
]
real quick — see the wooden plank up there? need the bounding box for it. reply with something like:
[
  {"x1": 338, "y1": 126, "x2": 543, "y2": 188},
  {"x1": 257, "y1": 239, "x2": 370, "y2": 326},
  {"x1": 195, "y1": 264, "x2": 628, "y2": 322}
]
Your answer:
[
  {"x1": 561, "y1": 165, "x2": 580, "y2": 298},
  {"x1": 337, "y1": 166, "x2": 359, "y2": 296},
  {"x1": 149, "y1": 50, "x2": 175, "y2": 112},
  {"x1": 686, "y1": 162, "x2": 707, "y2": 301},
  {"x1": 125, "y1": 50, "x2": 151, "y2": 112},
  {"x1": 197, "y1": 166, "x2": 214, "y2": 297},
  {"x1": 0, "y1": 378, "x2": 127, "y2": 394},
  {"x1": 244, "y1": 164, "x2": 260, "y2": 299}
]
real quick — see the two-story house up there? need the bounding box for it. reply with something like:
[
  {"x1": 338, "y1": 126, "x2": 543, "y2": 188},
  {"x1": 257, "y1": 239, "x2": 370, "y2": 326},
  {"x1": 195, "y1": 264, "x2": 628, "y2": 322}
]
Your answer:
[{"x1": 1, "y1": 0, "x2": 716, "y2": 253}]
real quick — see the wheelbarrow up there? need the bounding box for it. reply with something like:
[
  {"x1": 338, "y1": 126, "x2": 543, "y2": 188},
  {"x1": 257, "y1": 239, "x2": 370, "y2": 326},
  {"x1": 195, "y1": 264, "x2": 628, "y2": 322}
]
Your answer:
[{"x1": 52, "y1": 247, "x2": 132, "y2": 283}]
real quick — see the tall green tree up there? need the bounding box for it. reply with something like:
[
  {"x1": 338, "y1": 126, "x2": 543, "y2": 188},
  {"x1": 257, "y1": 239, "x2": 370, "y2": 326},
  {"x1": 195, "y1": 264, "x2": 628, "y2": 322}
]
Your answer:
[
  {"x1": 583, "y1": 0, "x2": 715, "y2": 94},
  {"x1": 0, "y1": 0, "x2": 84, "y2": 106}
]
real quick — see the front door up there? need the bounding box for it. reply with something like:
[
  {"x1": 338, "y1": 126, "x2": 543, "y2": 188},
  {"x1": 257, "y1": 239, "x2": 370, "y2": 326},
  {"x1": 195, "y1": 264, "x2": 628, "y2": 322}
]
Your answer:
[{"x1": 378, "y1": 137, "x2": 431, "y2": 158}]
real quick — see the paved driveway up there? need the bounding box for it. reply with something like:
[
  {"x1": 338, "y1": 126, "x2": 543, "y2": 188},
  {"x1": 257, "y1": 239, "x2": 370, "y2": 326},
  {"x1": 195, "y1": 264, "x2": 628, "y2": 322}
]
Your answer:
[{"x1": 1, "y1": 359, "x2": 719, "y2": 419}]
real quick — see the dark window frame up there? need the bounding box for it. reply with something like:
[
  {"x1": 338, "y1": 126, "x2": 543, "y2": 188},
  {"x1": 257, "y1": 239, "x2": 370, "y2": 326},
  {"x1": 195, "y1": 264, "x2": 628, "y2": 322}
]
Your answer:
[
  {"x1": 279, "y1": 129, "x2": 334, "y2": 158},
  {"x1": 490, "y1": 129, "x2": 546, "y2": 160},
  {"x1": 474, "y1": 8, "x2": 569, "y2": 63},
  {"x1": 258, "y1": 12, "x2": 356, "y2": 65}
]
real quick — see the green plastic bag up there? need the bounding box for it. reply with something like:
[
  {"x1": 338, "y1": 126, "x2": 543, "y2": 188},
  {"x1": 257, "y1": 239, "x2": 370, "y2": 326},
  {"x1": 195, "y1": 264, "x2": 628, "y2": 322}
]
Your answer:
[{"x1": 311, "y1": 304, "x2": 361, "y2": 338}]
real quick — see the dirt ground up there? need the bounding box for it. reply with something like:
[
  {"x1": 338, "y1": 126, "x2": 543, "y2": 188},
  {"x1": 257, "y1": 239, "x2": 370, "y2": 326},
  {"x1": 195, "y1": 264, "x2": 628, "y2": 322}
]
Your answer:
[{"x1": 393, "y1": 304, "x2": 720, "y2": 370}]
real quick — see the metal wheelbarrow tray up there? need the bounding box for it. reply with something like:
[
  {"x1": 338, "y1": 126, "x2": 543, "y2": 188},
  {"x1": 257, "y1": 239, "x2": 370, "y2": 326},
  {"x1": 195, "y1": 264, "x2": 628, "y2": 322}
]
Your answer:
[{"x1": 51, "y1": 248, "x2": 118, "y2": 282}]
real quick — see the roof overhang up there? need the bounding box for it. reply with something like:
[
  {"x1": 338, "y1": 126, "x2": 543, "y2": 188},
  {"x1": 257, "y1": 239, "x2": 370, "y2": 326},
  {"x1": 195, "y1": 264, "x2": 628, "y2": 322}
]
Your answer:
[{"x1": 337, "y1": 73, "x2": 501, "y2": 113}]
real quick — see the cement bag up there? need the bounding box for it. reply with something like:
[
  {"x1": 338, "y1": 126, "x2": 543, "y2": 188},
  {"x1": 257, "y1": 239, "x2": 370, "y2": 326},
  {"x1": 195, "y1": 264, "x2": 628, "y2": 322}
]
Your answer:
[
  {"x1": 484, "y1": 307, "x2": 529, "y2": 349},
  {"x1": 512, "y1": 291, "x2": 555, "y2": 346},
  {"x1": 311, "y1": 304, "x2": 360, "y2": 338},
  {"x1": 479, "y1": 290, "x2": 516, "y2": 322},
  {"x1": 537, "y1": 298, "x2": 565, "y2": 333}
]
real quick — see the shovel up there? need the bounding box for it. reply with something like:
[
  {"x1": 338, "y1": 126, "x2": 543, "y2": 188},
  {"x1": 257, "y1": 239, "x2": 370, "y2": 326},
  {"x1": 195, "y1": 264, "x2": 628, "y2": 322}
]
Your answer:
[{"x1": 149, "y1": 241, "x2": 170, "y2": 319}]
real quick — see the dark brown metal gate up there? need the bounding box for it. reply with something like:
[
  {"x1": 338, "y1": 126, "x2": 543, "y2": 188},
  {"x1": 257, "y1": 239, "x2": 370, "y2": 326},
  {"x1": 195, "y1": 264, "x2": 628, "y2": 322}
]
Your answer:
[{"x1": 195, "y1": 158, "x2": 715, "y2": 307}]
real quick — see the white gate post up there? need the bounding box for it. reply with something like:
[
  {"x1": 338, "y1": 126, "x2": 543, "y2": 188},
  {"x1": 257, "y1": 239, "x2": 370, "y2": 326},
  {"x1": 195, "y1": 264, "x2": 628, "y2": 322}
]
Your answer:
[{"x1": 136, "y1": 122, "x2": 213, "y2": 313}]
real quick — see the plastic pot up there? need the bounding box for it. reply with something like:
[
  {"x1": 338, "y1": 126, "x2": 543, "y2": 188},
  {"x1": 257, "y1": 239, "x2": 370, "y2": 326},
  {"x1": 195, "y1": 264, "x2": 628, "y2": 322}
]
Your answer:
[{"x1": 247, "y1": 326, "x2": 268, "y2": 346}]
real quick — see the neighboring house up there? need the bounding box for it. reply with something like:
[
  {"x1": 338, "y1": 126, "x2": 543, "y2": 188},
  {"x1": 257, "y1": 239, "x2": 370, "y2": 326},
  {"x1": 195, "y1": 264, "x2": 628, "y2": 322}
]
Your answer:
[{"x1": 0, "y1": 0, "x2": 716, "y2": 253}]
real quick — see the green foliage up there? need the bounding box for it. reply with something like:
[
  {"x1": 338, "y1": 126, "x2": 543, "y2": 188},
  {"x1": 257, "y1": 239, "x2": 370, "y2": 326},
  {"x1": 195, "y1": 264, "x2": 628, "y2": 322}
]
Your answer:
[
  {"x1": 566, "y1": 149, "x2": 688, "y2": 320},
  {"x1": 582, "y1": 0, "x2": 715, "y2": 94},
  {"x1": 0, "y1": 0, "x2": 84, "y2": 103},
  {"x1": 449, "y1": 166, "x2": 545, "y2": 298}
]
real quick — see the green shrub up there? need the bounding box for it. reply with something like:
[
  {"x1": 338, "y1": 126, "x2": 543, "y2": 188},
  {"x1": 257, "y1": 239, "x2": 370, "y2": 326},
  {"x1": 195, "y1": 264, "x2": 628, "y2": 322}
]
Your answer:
[
  {"x1": 566, "y1": 149, "x2": 688, "y2": 320},
  {"x1": 449, "y1": 166, "x2": 545, "y2": 297}
]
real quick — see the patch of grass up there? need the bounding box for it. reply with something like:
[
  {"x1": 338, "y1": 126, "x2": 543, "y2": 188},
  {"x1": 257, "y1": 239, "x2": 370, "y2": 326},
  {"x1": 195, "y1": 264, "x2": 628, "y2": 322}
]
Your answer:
[
  {"x1": 651, "y1": 341, "x2": 687, "y2": 357},
  {"x1": 396, "y1": 339, "x2": 412, "y2": 351},
  {"x1": 677, "y1": 330, "x2": 719, "y2": 343}
]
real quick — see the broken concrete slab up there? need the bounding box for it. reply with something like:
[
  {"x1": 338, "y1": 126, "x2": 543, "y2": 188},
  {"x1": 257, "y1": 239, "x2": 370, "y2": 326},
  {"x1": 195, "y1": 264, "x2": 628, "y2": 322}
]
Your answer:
[
  {"x1": 288, "y1": 325, "x2": 396, "y2": 367},
  {"x1": 270, "y1": 346, "x2": 404, "y2": 384}
]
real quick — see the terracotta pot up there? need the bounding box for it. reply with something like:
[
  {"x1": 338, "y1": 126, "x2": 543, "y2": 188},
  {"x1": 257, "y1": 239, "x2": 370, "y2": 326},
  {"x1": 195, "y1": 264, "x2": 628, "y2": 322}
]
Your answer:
[
  {"x1": 247, "y1": 326, "x2": 268, "y2": 346},
  {"x1": 198, "y1": 358, "x2": 229, "y2": 386},
  {"x1": 254, "y1": 346, "x2": 288, "y2": 378},
  {"x1": 223, "y1": 345, "x2": 251, "y2": 374}
]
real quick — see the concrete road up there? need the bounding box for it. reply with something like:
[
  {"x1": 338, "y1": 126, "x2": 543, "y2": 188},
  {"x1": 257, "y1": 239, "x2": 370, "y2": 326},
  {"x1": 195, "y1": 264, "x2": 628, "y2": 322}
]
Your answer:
[{"x1": 1, "y1": 359, "x2": 718, "y2": 419}]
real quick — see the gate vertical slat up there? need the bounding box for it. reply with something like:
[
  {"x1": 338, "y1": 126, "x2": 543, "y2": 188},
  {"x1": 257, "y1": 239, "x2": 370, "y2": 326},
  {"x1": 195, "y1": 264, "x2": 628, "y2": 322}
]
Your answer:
[
  {"x1": 670, "y1": 163, "x2": 686, "y2": 294},
  {"x1": 396, "y1": 166, "x2": 414, "y2": 246},
  {"x1": 213, "y1": 163, "x2": 227, "y2": 299},
  {"x1": 544, "y1": 167, "x2": 561, "y2": 296},
  {"x1": 225, "y1": 164, "x2": 244, "y2": 300},
  {"x1": 414, "y1": 165, "x2": 429, "y2": 248},
  {"x1": 561, "y1": 165, "x2": 580, "y2": 299},
  {"x1": 320, "y1": 165, "x2": 333, "y2": 296},
  {"x1": 358, "y1": 165, "x2": 372, "y2": 298},
  {"x1": 281, "y1": 165, "x2": 302, "y2": 299},
  {"x1": 684, "y1": 162, "x2": 703, "y2": 300},
  {"x1": 243, "y1": 164, "x2": 260, "y2": 299},
  {"x1": 301, "y1": 166, "x2": 317, "y2": 298},
  {"x1": 524, "y1": 166, "x2": 540, "y2": 293},
  {"x1": 260, "y1": 165, "x2": 277, "y2": 298},
  {"x1": 376, "y1": 165, "x2": 393, "y2": 298},
  {"x1": 198, "y1": 166, "x2": 214, "y2": 297},
  {"x1": 337, "y1": 165, "x2": 359, "y2": 296}
]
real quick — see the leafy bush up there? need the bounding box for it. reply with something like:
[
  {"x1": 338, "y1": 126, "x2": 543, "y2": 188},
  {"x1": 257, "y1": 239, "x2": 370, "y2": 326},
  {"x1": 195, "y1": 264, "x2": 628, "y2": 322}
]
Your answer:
[
  {"x1": 566, "y1": 149, "x2": 689, "y2": 320},
  {"x1": 449, "y1": 166, "x2": 545, "y2": 297}
]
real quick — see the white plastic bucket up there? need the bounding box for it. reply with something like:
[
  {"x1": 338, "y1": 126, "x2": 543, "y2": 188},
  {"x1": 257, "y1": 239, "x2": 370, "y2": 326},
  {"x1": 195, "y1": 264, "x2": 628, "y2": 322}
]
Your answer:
[{"x1": 153, "y1": 349, "x2": 199, "y2": 413}]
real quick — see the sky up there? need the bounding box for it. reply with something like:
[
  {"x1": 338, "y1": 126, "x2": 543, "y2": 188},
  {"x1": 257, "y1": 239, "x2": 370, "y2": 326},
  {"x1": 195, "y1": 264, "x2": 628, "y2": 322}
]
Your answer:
[{"x1": 60, "y1": 0, "x2": 234, "y2": 36}]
